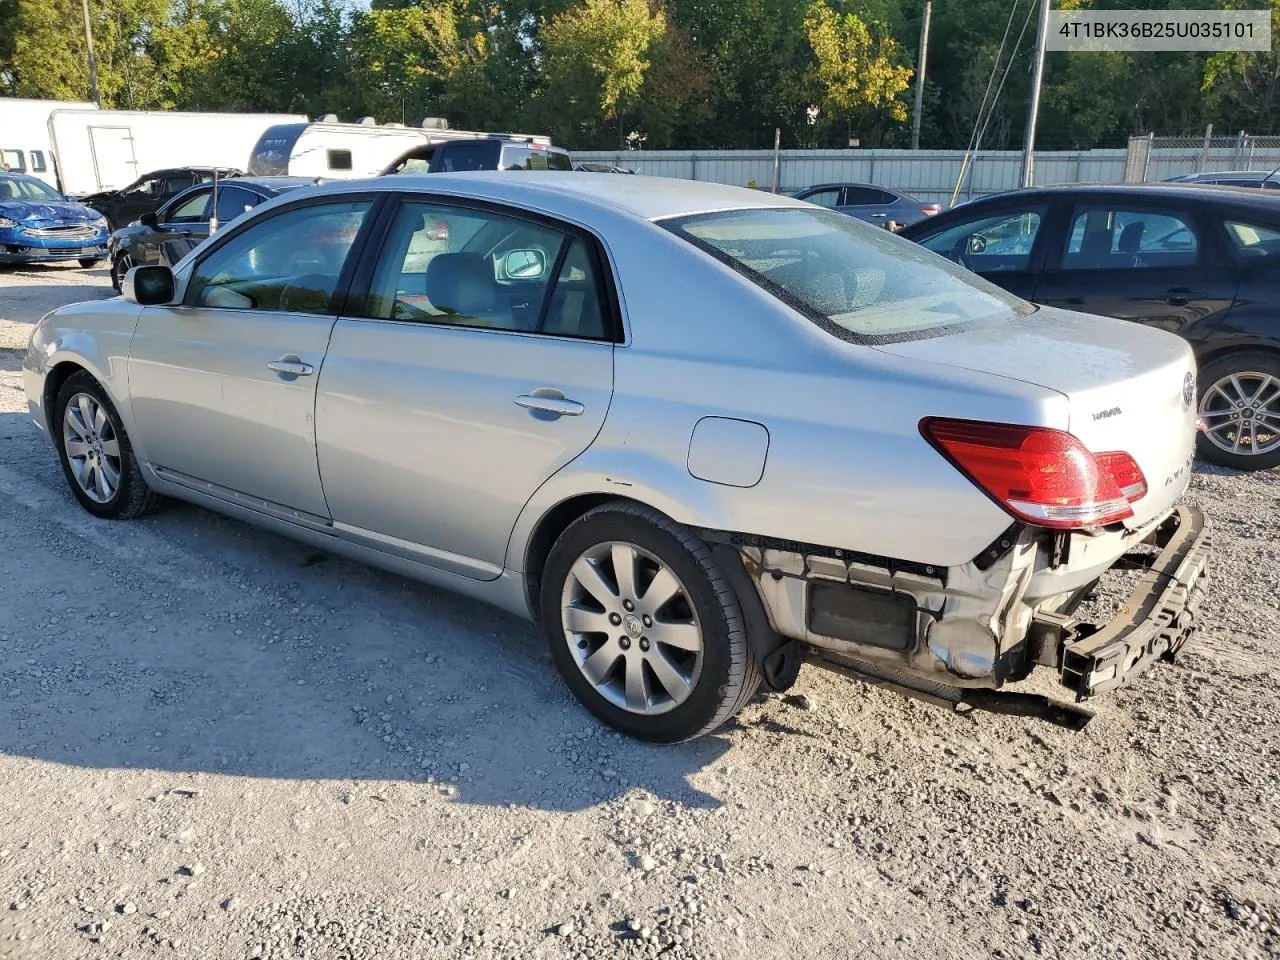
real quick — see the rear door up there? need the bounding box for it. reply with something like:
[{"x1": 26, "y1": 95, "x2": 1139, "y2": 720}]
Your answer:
[
  {"x1": 910, "y1": 201, "x2": 1054, "y2": 301},
  {"x1": 315, "y1": 194, "x2": 617, "y2": 578},
  {"x1": 1033, "y1": 199, "x2": 1238, "y2": 338}
]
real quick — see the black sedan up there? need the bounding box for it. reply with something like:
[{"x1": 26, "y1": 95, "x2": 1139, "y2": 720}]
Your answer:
[
  {"x1": 108, "y1": 176, "x2": 312, "y2": 290},
  {"x1": 901, "y1": 183, "x2": 1280, "y2": 470},
  {"x1": 79, "y1": 167, "x2": 239, "y2": 230}
]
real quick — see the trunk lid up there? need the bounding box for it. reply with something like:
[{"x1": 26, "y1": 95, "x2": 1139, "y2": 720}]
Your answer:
[{"x1": 876, "y1": 306, "x2": 1197, "y2": 529}]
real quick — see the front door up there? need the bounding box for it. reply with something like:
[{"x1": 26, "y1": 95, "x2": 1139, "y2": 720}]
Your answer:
[
  {"x1": 1034, "y1": 202, "x2": 1238, "y2": 337},
  {"x1": 128, "y1": 197, "x2": 375, "y2": 517},
  {"x1": 315, "y1": 196, "x2": 616, "y2": 578}
]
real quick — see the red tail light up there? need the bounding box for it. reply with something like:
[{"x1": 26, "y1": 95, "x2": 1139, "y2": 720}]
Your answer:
[
  {"x1": 920, "y1": 418, "x2": 1146, "y2": 529},
  {"x1": 920, "y1": 204, "x2": 941, "y2": 216}
]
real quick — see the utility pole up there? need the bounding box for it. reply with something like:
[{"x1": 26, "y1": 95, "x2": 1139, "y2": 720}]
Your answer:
[
  {"x1": 911, "y1": 1, "x2": 932, "y2": 150},
  {"x1": 1020, "y1": 0, "x2": 1051, "y2": 188},
  {"x1": 80, "y1": 0, "x2": 101, "y2": 106}
]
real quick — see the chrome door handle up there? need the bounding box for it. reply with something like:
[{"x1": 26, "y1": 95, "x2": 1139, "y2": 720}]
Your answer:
[
  {"x1": 514, "y1": 394, "x2": 584, "y2": 417},
  {"x1": 267, "y1": 356, "x2": 314, "y2": 377}
]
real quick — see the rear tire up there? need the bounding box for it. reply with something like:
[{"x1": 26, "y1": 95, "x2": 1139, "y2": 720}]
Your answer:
[
  {"x1": 53, "y1": 371, "x2": 164, "y2": 519},
  {"x1": 1195, "y1": 351, "x2": 1280, "y2": 471},
  {"x1": 539, "y1": 501, "x2": 760, "y2": 742},
  {"x1": 79, "y1": 257, "x2": 104, "y2": 269}
]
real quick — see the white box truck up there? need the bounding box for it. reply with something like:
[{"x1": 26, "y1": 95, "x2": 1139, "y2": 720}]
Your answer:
[
  {"x1": 48, "y1": 109, "x2": 307, "y2": 196},
  {"x1": 0, "y1": 97, "x2": 99, "y2": 188}
]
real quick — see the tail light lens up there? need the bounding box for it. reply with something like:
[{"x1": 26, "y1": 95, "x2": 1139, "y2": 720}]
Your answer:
[
  {"x1": 920, "y1": 204, "x2": 941, "y2": 216},
  {"x1": 920, "y1": 418, "x2": 1146, "y2": 529}
]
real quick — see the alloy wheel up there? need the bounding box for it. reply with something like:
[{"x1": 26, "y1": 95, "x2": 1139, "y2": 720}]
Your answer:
[
  {"x1": 1198, "y1": 371, "x2": 1280, "y2": 458},
  {"x1": 113, "y1": 254, "x2": 133, "y2": 289},
  {"x1": 62, "y1": 392, "x2": 122, "y2": 503},
  {"x1": 560, "y1": 541, "x2": 704, "y2": 715}
]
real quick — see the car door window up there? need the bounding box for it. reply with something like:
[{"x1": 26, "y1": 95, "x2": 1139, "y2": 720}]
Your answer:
[
  {"x1": 802, "y1": 188, "x2": 842, "y2": 208},
  {"x1": 213, "y1": 185, "x2": 261, "y2": 224},
  {"x1": 29, "y1": 151, "x2": 47, "y2": 173},
  {"x1": 128, "y1": 177, "x2": 163, "y2": 198},
  {"x1": 1, "y1": 149, "x2": 25, "y2": 172},
  {"x1": 842, "y1": 187, "x2": 889, "y2": 206},
  {"x1": 1062, "y1": 207, "x2": 1198, "y2": 270},
  {"x1": 918, "y1": 208, "x2": 1045, "y2": 272},
  {"x1": 186, "y1": 199, "x2": 372, "y2": 314},
  {"x1": 365, "y1": 200, "x2": 609, "y2": 338},
  {"x1": 1223, "y1": 220, "x2": 1280, "y2": 259},
  {"x1": 165, "y1": 188, "x2": 212, "y2": 224},
  {"x1": 161, "y1": 174, "x2": 195, "y2": 195}
]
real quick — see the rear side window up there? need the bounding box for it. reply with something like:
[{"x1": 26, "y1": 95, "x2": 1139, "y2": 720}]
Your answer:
[
  {"x1": 664, "y1": 206, "x2": 1032, "y2": 344},
  {"x1": 1, "y1": 149, "x2": 25, "y2": 173},
  {"x1": 435, "y1": 141, "x2": 498, "y2": 172},
  {"x1": 844, "y1": 186, "x2": 897, "y2": 205},
  {"x1": 327, "y1": 149, "x2": 353, "y2": 171},
  {"x1": 363, "y1": 200, "x2": 610, "y2": 339},
  {"x1": 213, "y1": 185, "x2": 261, "y2": 224},
  {"x1": 918, "y1": 208, "x2": 1045, "y2": 272},
  {"x1": 1062, "y1": 207, "x2": 1198, "y2": 270},
  {"x1": 29, "y1": 151, "x2": 47, "y2": 173},
  {"x1": 1224, "y1": 220, "x2": 1280, "y2": 258},
  {"x1": 501, "y1": 146, "x2": 572, "y2": 171}
]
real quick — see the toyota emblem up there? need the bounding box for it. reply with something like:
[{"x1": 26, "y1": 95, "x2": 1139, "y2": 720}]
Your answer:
[{"x1": 1182, "y1": 371, "x2": 1195, "y2": 407}]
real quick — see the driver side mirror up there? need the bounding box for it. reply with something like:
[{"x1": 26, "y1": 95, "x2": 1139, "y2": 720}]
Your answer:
[
  {"x1": 140, "y1": 212, "x2": 159, "y2": 229},
  {"x1": 122, "y1": 264, "x2": 175, "y2": 306},
  {"x1": 503, "y1": 248, "x2": 547, "y2": 280},
  {"x1": 965, "y1": 234, "x2": 988, "y2": 255}
]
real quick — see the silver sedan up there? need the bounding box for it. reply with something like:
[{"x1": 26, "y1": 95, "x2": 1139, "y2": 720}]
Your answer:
[{"x1": 24, "y1": 173, "x2": 1209, "y2": 741}]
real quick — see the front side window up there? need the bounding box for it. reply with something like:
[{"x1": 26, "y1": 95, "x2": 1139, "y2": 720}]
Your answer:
[
  {"x1": 1062, "y1": 207, "x2": 1199, "y2": 270},
  {"x1": 128, "y1": 177, "x2": 163, "y2": 197},
  {"x1": 801, "y1": 188, "x2": 841, "y2": 208},
  {"x1": 165, "y1": 188, "x2": 212, "y2": 224},
  {"x1": 30, "y1": 151, "x2": 47, "y2": 173},
  {"x1": 435, "y1": 142, "x2": 498, "y2": 172},
  {"x1": 1223, "y1": 219, "x2": 1280, "y2": 258},
  {"x1": 664, "y1": 206, "x2": 1032, "y2": 343},
  {"x1": 1, "y1": 149, "x2": 26, "y2": 173},
  {"x1": 918, "y1": 207, "x2": 1045, "y2": 272},
  {"x1": 186, "y1": 199, "x2": 372, "y2": 313},
  {"x1": 364, "y1": 200, "x2": 610, "y2": 338}
]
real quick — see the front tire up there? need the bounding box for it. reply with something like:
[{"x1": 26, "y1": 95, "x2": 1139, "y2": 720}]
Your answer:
[
  {"x1": 110, "y1": 253, "x2": 132, "y2": 291},
  {"x1": 1196, "y1": 351, "x2": 1280, "y2": 471},
  {"x1": 539, "y1": 502, "x2": 760, "y2": 742},
  {"x1": 54, "y1": 371, "x2": 163, "y2": 519}
]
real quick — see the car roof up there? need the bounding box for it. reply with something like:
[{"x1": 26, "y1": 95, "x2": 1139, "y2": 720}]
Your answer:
[
  {"x1": 803, "y1": 182, "x2": 901, "y2": 193},
  {"x1": 938, "y1": 181, "x2": 1280, "y2": 211},
  {"x1": 1167, "y1": 170, "x2": 1275, "y2": 180},
  {"x1": 285, "y1": 172, "x2": 809, "y2": 221}
]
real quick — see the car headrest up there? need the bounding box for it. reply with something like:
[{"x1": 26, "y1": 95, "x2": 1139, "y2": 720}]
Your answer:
[
  {"x1": 425, "y1": 253, "x2": 496, "y2": 315},
  {"x1": 0, "y1": 182, "x2": 13, "y2": 201},
  {"x1": 1118, "y1": 221, "x2": 1145, "y2": 254}
]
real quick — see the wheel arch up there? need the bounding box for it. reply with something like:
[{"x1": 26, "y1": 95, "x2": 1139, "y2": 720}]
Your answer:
[{"x1": 1194, "y1": 339, "x2": 1280, "y2": 373}]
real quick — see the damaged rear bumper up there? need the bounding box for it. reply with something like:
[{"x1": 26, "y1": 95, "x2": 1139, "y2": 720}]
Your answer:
[{"x1": 1057, "y1": 504, "x2": 1209, "y2": 699}]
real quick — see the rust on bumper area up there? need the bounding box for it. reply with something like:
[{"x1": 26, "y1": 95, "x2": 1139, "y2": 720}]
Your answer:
[{"x1": 1061, "y1": 504, "x2": 1210, "y2": 700}]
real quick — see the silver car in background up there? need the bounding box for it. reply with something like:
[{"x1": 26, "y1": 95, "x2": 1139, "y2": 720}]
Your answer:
[{"x1": 24, "y1": 174, "x2": 1209, "y2": 741}]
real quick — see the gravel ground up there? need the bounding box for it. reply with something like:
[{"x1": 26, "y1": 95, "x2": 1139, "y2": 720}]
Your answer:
[{"x1": 1, "y1": 264, "x2": 1278, "y2": 960}]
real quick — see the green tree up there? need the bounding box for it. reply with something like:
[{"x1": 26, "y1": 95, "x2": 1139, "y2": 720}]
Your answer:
[{"x1": 539, "y1": 0, "x2": 665, "y2": 147}]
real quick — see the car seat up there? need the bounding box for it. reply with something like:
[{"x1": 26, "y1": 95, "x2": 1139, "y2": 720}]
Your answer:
[{"x1": 425, "y1": 253, "x2": 510, "y2": 328}]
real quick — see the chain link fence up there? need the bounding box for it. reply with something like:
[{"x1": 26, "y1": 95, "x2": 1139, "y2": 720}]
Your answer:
[{"x1": 1125, "y1": 133, "x2": 1280, "y2": 182}]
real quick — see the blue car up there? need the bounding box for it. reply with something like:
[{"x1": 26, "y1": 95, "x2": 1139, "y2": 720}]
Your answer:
[{"x1": 0, "y1": 173, "x2": 110, "y2": 267}]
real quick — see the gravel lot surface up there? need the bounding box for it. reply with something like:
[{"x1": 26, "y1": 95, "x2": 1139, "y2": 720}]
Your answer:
[{"x1": 1, "y1": 264, "x2": 1278, "y2": 960}]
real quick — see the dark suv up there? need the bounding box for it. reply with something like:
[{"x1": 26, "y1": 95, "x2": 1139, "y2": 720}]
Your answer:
[
  {"x1": 901, "y1": 183, "x2": 1280, "y2": 471},
  {"x1": 79, "y1": 167, "x2": 239, "y2": 230},
  {"x1": 382, "y1": 138, "x2": 572, "y2": 176}
]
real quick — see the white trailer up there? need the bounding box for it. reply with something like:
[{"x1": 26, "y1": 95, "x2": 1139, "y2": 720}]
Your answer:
[
  {"x1": 247, "y1": 116, "x2": 553, "y2": 179},
  {"x1": 48, "y1": 109, "x2": 307, "y2": 196},
  {"x1": 0, "y1": 97, "x2": 99, "y2": 188}
]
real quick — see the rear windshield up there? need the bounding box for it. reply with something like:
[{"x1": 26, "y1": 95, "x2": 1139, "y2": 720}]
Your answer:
[{"x1": 663, "y1": 207, "x2": 1033, "y2": 344}]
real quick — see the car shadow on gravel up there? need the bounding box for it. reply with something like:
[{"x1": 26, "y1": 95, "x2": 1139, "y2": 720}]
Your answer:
[{"x1": 0, "y1": 411, "x2": 732, "y2": 813}]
